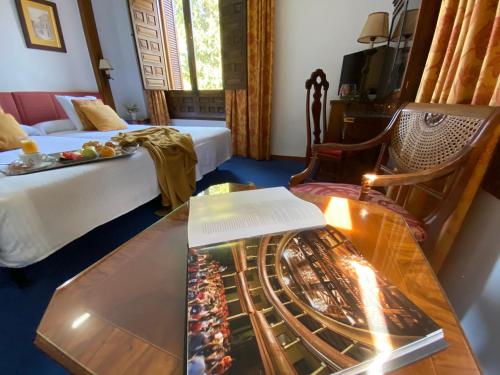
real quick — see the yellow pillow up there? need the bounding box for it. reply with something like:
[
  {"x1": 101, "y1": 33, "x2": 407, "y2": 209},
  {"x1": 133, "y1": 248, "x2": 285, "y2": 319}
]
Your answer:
[
  {"x1": 80, "y1": 105, "x2": 127, "y2": 132},
  {"x1": 72, "y1": 99, "x2": 104, "y2": 131},
  {"x1": 0, "y1": 113, "x2": 28, "y2": 151}
]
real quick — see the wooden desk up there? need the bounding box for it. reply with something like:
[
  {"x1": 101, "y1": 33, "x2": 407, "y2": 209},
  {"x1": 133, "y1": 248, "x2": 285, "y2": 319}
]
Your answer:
[
  {"x1": 35, "y1": 183, "x2": 479, "y2": 374},
  {"x1": 325, "y1": 100, "x2": 397, "y2": 183},
  {"x1": 326, "y1": 100, "x2": 395, "y2": 144}
]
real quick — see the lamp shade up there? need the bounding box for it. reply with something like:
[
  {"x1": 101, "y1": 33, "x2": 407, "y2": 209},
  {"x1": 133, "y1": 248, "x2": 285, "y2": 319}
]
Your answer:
[
  {"x1": 391, "y1": 9, "x2": 419, "y2": 41},
  {"x1": 98, "y1": 58, "x2": 113, "y2": 70},
  {"x1": 358, "y1": 12, "x2": 389, "y2": 44}
]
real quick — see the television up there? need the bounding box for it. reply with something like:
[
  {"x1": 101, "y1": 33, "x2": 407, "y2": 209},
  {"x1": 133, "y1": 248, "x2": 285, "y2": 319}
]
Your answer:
[{"x1": 338, "y1": 45, "x2": 392, "y2": 98}]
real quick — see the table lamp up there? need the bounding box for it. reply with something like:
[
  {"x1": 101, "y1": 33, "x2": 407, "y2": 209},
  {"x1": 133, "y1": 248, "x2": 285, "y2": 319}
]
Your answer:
[{"x1": 358, "y1": 12, "x2": 389, "y2": 48}]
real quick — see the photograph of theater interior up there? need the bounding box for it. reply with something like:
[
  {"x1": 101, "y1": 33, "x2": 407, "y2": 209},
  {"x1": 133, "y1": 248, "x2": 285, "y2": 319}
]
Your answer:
[{"x1": 0, "y1": 0, "x2": 498, "y2": 374}]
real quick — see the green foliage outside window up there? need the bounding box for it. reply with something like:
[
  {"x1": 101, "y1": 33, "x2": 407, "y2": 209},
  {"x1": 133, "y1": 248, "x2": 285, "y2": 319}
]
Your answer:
[
  {"x1": 172, "y1": 0, "x2": 223, "y2": 90},
  {"x1": 173, "y1": 0, "x2": 191, "y2": 89}
]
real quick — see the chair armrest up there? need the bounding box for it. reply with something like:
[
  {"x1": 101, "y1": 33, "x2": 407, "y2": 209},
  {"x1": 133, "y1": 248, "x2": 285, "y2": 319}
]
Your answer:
[
  {"x1": 313, "y1": 127, "x2": 391, "y2": 153},
  {"x1": 289, "y1": 154, "x2": 318, "y2": 187},
  {"x1": 364, "y1": 161, "x2": 461, "y2": 188},
  {"x1": 358, "y1": 158, "x2": 463, "y2": 200}
]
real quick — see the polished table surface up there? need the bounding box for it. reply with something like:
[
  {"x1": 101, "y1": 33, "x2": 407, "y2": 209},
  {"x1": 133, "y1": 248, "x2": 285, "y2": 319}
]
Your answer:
[{"x1": 35, "y1": 183, "x2": 480, "y2": 374}]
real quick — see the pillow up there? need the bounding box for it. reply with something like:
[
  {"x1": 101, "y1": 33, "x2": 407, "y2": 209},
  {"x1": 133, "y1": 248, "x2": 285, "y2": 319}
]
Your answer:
[
  {"x1": 20, "y1": 125, "x2": 43, "y2": 136},
  {"x1": 33, "y1": 119, "x2": 76, "y2": 135},
  {"x1": 72, "y1": 99, "x2": 104, "y2": 131},
  {"x1": 0, "y1": 106, "x2": 4, "y2": 114},
  {"x1": 55, "y1": 95, "x2": 97, "y2": 130},
  {"x1": 80, "y1": 105, "x2": 127, "y2": 131},
  {"x1": 0, "y1": 113, "x2": 27, "y2": 151}
]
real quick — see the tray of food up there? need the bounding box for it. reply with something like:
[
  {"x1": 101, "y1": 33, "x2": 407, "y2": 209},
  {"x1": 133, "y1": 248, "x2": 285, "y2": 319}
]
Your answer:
[{"x1": 2, "y1": 140, "x2": 139, "y2": 176}]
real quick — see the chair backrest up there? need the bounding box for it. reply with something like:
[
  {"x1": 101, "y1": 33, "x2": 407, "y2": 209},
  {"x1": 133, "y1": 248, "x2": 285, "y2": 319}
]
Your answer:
[
  {"x1": 305, "y1": 69, "x2": 329, "y2": 162},
  {"x1": 375, "y1": 103, "x2": 498, "y2": 254},
  {"x1": 388, "y1": 104, "x2": 490, "y2": 172}
]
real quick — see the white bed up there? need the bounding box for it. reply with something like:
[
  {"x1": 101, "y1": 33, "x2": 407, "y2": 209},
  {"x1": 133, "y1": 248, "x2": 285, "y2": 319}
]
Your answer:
[
  {"x1": 0, "y1": 136, "x2": 159, "y2": 268},
  {"x1": 0, "y1": 125, "x2": 231, "y2": 268},
  {"x1": 50, "y1": 124, "x2": 232, "y2": 181}
]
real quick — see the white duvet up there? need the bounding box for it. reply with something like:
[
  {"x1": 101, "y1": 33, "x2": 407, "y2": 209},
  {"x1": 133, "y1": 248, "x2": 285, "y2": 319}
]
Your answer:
[
  {"x1": 0, "y1": 125, "x2": 231, "y2": 268},
  {"x1": 51, "y1": 125, "x2": 232, "y2": 181}
]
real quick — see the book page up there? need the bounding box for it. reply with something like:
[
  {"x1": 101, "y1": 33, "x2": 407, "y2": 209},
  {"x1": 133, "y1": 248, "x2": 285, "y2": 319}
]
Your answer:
[{"x1": 188, "y1": 187, "x2": 326, "y2": 247}]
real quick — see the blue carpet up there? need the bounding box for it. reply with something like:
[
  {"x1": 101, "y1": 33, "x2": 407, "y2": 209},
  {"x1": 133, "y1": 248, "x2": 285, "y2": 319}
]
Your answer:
[{"x1": 0, "y1": 157, "x2": 304, "y2": 375}]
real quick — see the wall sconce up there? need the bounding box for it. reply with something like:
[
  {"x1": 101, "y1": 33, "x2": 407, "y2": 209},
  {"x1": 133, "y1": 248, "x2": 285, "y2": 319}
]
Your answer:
[{"x1": 98, "y1": 58, "x2": 114, "y2": 80}]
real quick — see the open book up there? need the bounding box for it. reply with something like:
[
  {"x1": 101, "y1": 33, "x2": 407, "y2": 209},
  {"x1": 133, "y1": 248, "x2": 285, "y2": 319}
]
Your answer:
[
  {"x1": 188, "y1": 187, "x2": 326, "y2": 248},
  {"x1": 186, "y1": 225, "x2": 446, "y2": 375},
  {"x1": 186, "y1": 187, "x2": 446, "y2": 374}
]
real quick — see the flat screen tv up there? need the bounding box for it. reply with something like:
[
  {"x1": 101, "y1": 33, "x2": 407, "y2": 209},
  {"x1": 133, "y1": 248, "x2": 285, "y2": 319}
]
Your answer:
[{"x1": 338, "y1": 45, "x2": 391, "y2": 98}]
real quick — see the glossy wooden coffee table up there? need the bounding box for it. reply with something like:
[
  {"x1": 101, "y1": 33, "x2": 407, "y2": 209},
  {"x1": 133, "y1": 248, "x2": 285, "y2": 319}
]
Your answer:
[{"x1": 35, "y1": 183, "x2": 480, "y2": 374}]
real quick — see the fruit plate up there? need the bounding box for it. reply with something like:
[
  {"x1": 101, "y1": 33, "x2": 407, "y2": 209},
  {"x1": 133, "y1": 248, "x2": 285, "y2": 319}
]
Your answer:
[{"x1": 1, "y1": 146, "x2": 138, "y2": 176}]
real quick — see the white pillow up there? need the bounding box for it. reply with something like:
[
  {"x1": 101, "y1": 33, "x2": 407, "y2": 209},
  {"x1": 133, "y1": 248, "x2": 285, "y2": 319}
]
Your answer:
[
  {"x1": 33, "y1": 119, "x2": 76, "y2": 135},
  {"x1": 19, "y1": 125, "x2": 43, "y2": 136},
  {"x1": 55, "y1": 95, "x2": 97, "y2": 130}
]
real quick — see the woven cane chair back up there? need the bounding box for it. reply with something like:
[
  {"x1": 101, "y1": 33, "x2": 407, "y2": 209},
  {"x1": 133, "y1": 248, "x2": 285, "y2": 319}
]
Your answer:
[
  {"x1": 388, "y1": 107, "x2": 485, "y2": 172},
  {"x1": 374, "y1": 103, "x2": 497, "y2": 238},
  {"x1": 289, "y1": 102, "x2": 498, "y2": 270}
]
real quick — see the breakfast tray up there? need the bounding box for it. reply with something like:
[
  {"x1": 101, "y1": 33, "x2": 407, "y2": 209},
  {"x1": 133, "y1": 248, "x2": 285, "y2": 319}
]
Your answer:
[{"x1": 2, "y1": 148, "x2": 138, "y2": 176}]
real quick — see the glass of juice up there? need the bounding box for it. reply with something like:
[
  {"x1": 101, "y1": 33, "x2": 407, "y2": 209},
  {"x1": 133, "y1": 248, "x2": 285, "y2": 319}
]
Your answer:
[{"x1": 20, "y1": 138, "x2": 39, "y2": 154}]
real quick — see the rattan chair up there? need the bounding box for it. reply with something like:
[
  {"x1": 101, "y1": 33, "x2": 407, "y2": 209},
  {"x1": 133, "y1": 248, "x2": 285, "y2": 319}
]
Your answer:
[{"x1": 290, "y1": 103, "x2": 499, "y2": 271}]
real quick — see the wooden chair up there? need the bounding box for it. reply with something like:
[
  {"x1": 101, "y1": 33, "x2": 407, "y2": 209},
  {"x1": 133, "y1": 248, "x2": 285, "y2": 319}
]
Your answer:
[
  {"x1": 304, "y1": 69, "x2": 342, "y2": 175},
  {"x1": 290, "y1": 103, "x2": 499, "y2": 271}
]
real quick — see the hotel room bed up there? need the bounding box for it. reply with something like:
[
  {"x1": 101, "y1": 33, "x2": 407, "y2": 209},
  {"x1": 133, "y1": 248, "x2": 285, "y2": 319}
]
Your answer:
[
  {"x1": 0, "y1": 91, "x2": 232, "y2": 268},
  {"x1": 0, "y1": 136, "x2": 159, "y2": 268},
  {"x1": 50, "y1": 124, "x2": 232, "y2": 181}
]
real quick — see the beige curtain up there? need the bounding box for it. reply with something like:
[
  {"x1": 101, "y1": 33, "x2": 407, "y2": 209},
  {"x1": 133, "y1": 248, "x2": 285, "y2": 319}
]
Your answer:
[
  {"x1": 225, "y1": 90, "x2": 249, "y2": 155},
  {"x1": 415, "y1": 0, "x2": 499, "y2": 271},
  {"x1": 416, "y1": 0, "x2": 499, "y2": 105},
  {"x1": 146, "y1": 90, "x2": 171, "y2": 125},
  {"x1": 225, "y1": 0, "x2": 275, "y2": 160}
]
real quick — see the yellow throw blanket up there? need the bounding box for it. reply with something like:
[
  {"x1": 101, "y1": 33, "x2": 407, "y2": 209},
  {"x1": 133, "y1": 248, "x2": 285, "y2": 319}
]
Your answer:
[{"x1": 113, "y1": 126, "x2": 197, "y2": 208}]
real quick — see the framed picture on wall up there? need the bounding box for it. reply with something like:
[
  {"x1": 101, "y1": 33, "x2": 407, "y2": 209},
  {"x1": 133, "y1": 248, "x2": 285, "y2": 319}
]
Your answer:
[{"x1": 15, "y1": 0, "x2": 66, "y2": 53}]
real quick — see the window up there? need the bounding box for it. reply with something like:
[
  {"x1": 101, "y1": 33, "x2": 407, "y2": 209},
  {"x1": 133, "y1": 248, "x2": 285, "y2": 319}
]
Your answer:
[
  {"x1": 165, "y1": 0, "x2": 225, "y2": 119},
  {"x1": 171, "y1": 0, "x2": 223, "y2": 90},
  {"x1": 129, "y1": 0, "x2": 247, "y2": 119}
]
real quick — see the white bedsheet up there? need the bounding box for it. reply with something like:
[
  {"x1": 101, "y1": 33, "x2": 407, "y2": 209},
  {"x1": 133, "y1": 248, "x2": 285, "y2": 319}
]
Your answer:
[
  {"x1": 0, "y1": 136, "x2": 159, "y2": 268},
  {"x1": 0, "y1": 125, "x2": 232, "y2": 268},
  {"x1": 51, "y1": 124, "x2": 232, "y2": 181}
]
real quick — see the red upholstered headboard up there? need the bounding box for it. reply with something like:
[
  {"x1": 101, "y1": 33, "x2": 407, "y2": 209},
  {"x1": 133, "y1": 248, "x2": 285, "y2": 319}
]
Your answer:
[{"x1": 0, "y1": 91, "x2": 101, "y2": 125}]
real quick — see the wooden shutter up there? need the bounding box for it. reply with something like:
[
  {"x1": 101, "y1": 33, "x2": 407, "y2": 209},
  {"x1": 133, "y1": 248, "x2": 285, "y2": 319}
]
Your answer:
[
  {"x1": 160, "y1": 0, "x2": 183, "y2": 90},
  {"x1": 219, "y1": 0, "x2": 247, "y2": 90},
  {"x1": 129, "y1": 0, "x2": 169, "y2": 90}
]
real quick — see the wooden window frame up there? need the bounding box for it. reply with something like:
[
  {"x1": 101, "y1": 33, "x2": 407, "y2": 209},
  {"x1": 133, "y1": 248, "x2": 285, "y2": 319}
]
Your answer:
[{"x1": 165, "y1": 0, "x2": 225, "y2": 120}]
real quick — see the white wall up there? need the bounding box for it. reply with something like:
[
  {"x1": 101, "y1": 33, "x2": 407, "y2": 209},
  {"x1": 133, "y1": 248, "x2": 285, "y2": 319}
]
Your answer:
[
  {"x1": 439, "y1": 189, "x2": 500, "y2": 375},
  {"x1": 0, "y1": 0, "x2": 96, "y2": 92},
  {"x1": 91, "y1": 0, "x2": 148, "y2": 119},
  {"x1": 93, "y1": 0, "x2": 395, "y2": 133},
  {"x1": 271, "y1": 0, "x2": 393, "y2": 157}
]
